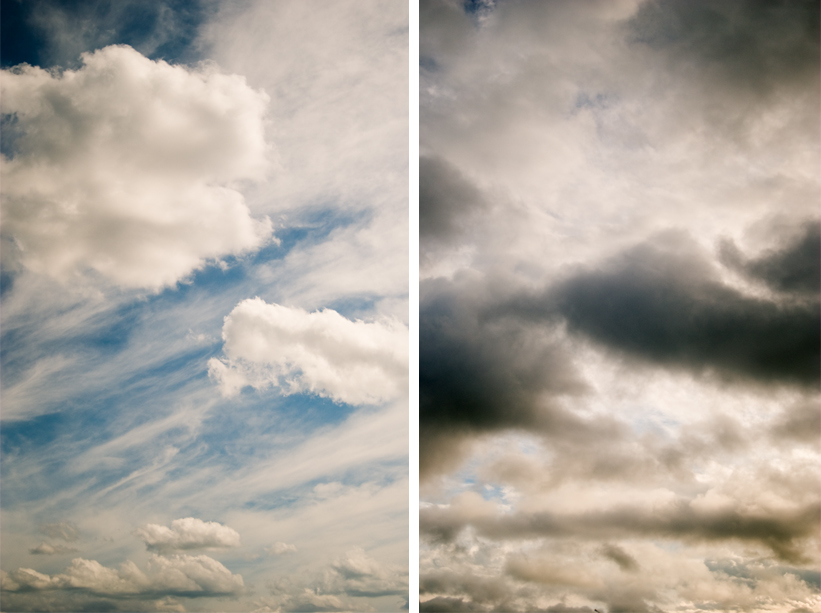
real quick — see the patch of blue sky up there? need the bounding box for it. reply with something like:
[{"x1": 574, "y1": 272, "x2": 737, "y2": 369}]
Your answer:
[
  {"x1": 0, "y1": 0, "x2": 214, "y2": 69},
  {"x1": 480, "y1": 483, "x2": 506, "y2": 503}
]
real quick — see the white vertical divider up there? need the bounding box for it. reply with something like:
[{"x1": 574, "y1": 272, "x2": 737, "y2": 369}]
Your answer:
[{"x1": 408, "y1": 0, "x2": 420, "y2": 611}]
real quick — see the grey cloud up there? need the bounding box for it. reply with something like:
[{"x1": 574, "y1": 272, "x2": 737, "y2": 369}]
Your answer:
[
  {"x1": 628, "y1": 0, "x2": 820, "y2": 97},
  {"x1": 770, "y1": 401, "x2": 821, "y2": 445},
  {"x1": 420, "y1": 274, "x2": 618, "y2": 479},
  {"x1": 421, "y1": 499, "x2": 820, "y2": 562},
  {"x1": 420, "y1": 571, "x2": 513, "y2": 606},
  {"x1": 547, "y1": 232, "x2": 820, "y2": 387},
  {"x1": 420, "y1": 155, "x2": 488, "y2": 245},
  {"x1": 599, "y1": 544, "x2": 639, "y2": 572},
  {"x1": 420, "y1": 596, "x2": 488, "y2": 612},
  {"x1": 720, "y1": 221, "x2": 821, "y2": 295}
]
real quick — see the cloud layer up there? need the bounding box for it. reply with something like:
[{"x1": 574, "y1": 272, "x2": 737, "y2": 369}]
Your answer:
[
  {"x1": 1, "y1": 44, "x2": 271, "y2": 289},
  {"x1": 209, "y1": 298, "x2": 409, "y2": 405},
  {"x1": 1, "y1": 553, "x2": 243, "y2": 598},
  {"x1": 419, "y1": 0, "x2": 819, "y2": 611}
]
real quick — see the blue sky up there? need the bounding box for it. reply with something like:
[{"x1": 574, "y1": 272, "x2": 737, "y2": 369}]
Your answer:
[{"x1": 1, "y1": 1, "x2": 409, "y2": 611}]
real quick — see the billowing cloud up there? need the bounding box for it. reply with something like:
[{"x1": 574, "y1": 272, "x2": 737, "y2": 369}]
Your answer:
[
  {"x1": 260, "y1": 548, "x2": 408, "y2": 612},
  {"x1": 419, "y1": 0, "x2": 820, "y2": 610},
  {"x1": 209, "y1": 298, "x2": 408, "y2": 405},
  {"x1": 0, "y1": 553, "x2": 244, "y2": 597},
  {"x1": 135, "y1": 517, "x2": 241, "y2": 552},
  {"x1": 1, "y1": 44, "x2": 272, "y2": 289},
  {"x1": 548, "y1": 232, "x2": 821, "y2": 387}
]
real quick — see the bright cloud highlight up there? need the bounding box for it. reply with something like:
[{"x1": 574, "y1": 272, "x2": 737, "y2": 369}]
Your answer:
[
  {"x1": 208, "y1": 298, "x2": 409, "y2": 405},
  {"x1": 135, "y1": 517, "x2": 241, "y2": 552},
  {"x1": 1, "y1": 44, "x2": 272, "y2": 290}
]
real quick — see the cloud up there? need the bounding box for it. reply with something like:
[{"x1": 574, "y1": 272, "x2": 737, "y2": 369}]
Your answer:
[
  {"x1": 420, "y1": 155, "x2": 489, "y2": 265},
  {"x1": 720, "y1": 220, "x2": 821, "y2": 295},
  {"x1": 599, "y1": 544, "x2": 639, "y2": 572},
  {"x1": 421, "y1": 493, "x2": 819, "y2": 562},
  {"x1": 262, "y1": 548, "x2": 408, "y2": 612},
  {"x1": 135, "y1": 517, "x2": 241, "y2": 552},
  {"x1": 1, "y1": 44, "x2": 272, "y2": 289},
  {"x1": 266, "y1": 542, "x2": 297, "y2": 555},
  {"x1": 39, "y1": 521, "x2": 80, "y2": 542},
  {"x1": 419, "y1": 273, "x2": 620, "y2": 478},
  {"x1": 547, "y1": 232, "x2": 820, "y2": 387},
  {"x1": 208, "y1": 298, "x2": 408, "y2": 405},
  {"x1": 325, "y1": 548, "x2": 408, "y2": 598},
  {"x1": 0, "y1": 553, "x2": 244, "y2": 598},
  {"x1": 28, "y1": 542, "x2": 79, "y2": 556}
]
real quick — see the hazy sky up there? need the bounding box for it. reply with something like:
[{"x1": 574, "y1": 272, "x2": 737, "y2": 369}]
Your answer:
[
  {"x1": 419, "y1": 1, "x2": 819, "y2": 612},
  {"x1": 0, "y1": 1, "x2": 409, "y2": 611}
]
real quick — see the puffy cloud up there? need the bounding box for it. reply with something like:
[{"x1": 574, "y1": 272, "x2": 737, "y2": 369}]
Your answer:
[
  {"x1": 28, "y1": 542, "x2": 79, "y2": 556},
  {"x1": 208, "y1": 298, "x2": 408, "y2": 405},
  {"x1": 324, "y1": 548, "x2": 408, "y2": 598},
  {"x1": 0, "y1": 553, "x2": 244, "y2": 597},
  {"x1": 266, "y1": 542, "x2": 297, "y2": 555},
  {"x1": 135, "y1": 517, "x2": 241, "y2": 552},
  {"x1": 1, "y1": 44, "x2": 272, "y2": 289}
]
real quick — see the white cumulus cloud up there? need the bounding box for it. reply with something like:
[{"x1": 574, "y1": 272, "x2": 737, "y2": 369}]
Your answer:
[
  {"x1": 0, "y1": 553, "x2": 244, "y2": 597},
  {"x1": 208, "y1": 298, "x2": 408, "y2": 405},
  {"x1": 135, "y1": 517, "x2": 241, "y2": 552},
  {"x1": 1, "y1": 44, "x2": 272, "y2": 290}
]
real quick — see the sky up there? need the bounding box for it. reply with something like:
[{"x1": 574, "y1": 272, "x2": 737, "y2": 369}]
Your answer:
[
  {"x1": 419, "y1": 1, "x2": 819, "y2": 612},
  {"x1": 0, "y1": 1, "x2": 409, "y2": 612}
]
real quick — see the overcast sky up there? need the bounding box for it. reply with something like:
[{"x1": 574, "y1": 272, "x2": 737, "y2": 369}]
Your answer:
[
  {"x1": 419, "y1": 1, "x2": 819, "y2": 612},
  {"x1": 0, "y1": 1, "x2": 409, "y2": 611}
]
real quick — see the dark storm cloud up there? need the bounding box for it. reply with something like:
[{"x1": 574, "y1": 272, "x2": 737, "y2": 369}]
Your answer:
[
  {"x1": 419, "y1": 274, "x2": 623, "y2": 478},
  {"x1": 420, "y1": 156, "x2": 487, "y2": 244},
  {"x1": 421, "y1": 498, "x2": 820, "y2": 562},
  {"x1": 546, "y1": 232, "x2": 820, "y2": 388},
  {"x1": 599, "y1": 543, "x2": 639, "y2": 572},
  {"x1": 628, "y1": 0, "x2": 820, "y2": 96},
  {"x1": 720, "y1": 221, "x2": 821, "y2": 295}
]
